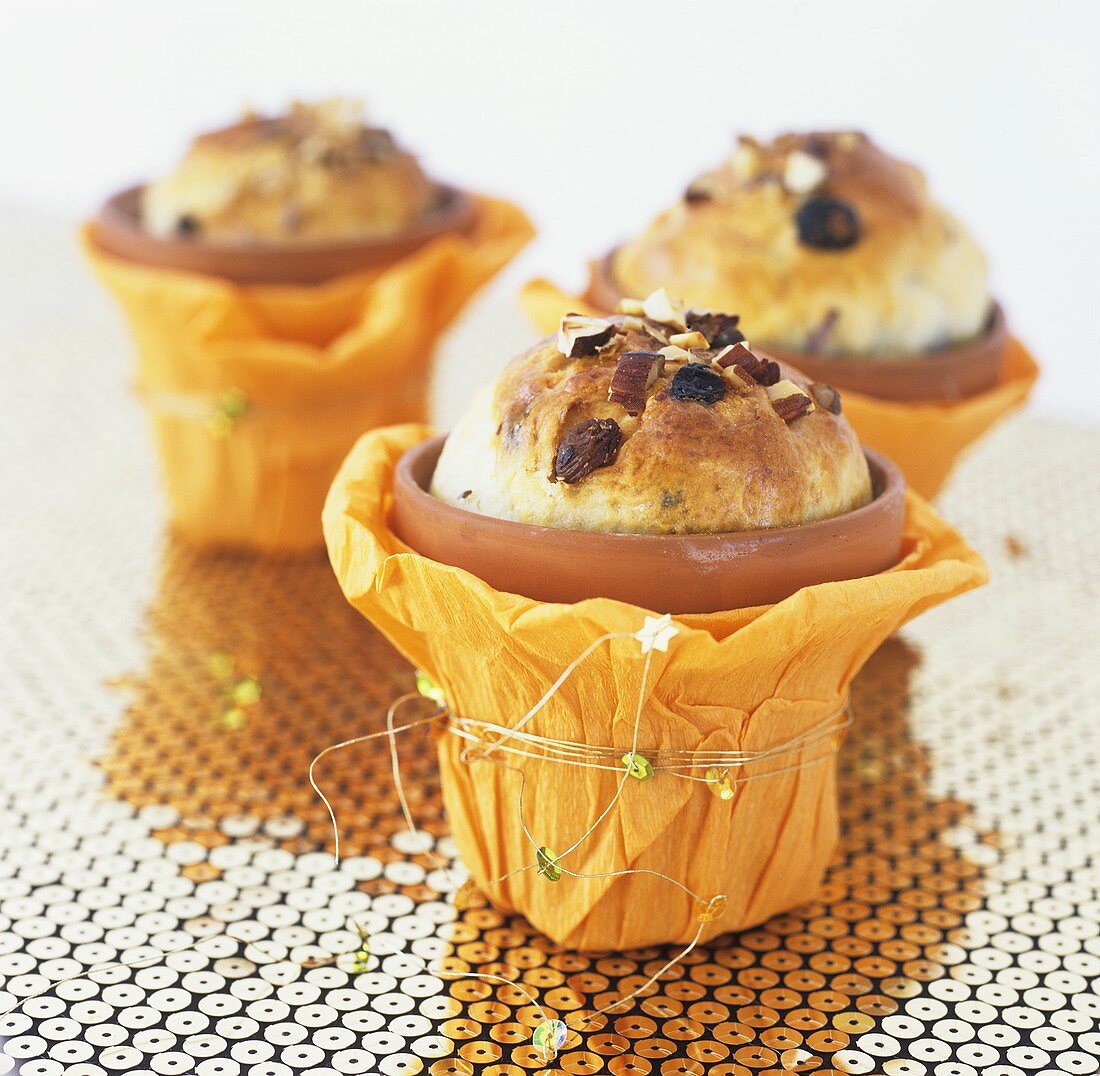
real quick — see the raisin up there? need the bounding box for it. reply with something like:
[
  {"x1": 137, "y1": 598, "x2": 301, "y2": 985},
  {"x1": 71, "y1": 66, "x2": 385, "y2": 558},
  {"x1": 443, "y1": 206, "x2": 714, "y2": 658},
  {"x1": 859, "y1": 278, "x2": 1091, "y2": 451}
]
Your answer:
[
  {"x1": 176, "y1": 214, "x2": 200, "y2": 236},
  {"x1": 553, "y1": 418, "x2": 622, "y2": 484},
  {"x1": 795, "y1": 196, "x2": 861, "y2": 250},
  {"x1": 669, "y1": 363, "x2": 726, "y2": 405}
]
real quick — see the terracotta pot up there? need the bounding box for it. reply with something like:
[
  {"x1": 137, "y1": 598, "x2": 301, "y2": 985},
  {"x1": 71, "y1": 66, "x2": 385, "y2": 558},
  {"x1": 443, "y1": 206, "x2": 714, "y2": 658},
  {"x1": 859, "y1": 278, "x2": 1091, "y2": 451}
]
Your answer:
[
  {"x1": 93, "y1": 184, "x2": 478, "y2": 286},
  {"x1": 391, "y1": 435, "x2": 906, "y2": 614},
  {"x1": 585, "y1": 250, "x2": 1008, "y2": 403}
]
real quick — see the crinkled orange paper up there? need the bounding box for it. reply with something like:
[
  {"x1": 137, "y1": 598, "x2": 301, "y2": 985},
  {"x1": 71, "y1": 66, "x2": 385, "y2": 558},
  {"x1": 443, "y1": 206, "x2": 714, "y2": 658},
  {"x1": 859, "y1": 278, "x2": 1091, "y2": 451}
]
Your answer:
[
  {"x1": 521, "y1": 278, "x2": 1039, "y2": 500},
  {"x1": 82, "y1": 198, "x2": 532, "y2": 551},
  {"x1": 323, "y1": 424, "x2": 987, "y2": 951}
]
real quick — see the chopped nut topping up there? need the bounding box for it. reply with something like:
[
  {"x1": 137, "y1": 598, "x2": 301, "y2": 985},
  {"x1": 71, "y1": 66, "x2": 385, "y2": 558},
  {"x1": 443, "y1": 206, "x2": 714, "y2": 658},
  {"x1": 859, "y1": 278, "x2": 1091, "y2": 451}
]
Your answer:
[
  {"x1": 640, "y1": 320, "x2": 670, "y2": 346},
  {"x1": 669, "y1": 330, "x2": 709, "y2": 350},
  {"x1": 783, "y1": 149, "x2": 828, "y2": 194},
  {"x1": 810, "y1": 382, "x2": 842, "y2": 414},
  {"x1": 641, "y1": 288, "x2": 687, "y2": 330},
  {"x1": 617, "y1": 298, "x2": 646, "y2": 316},
  {"x1": 716, "y1": 342, "x2": 780, "y2": 386},
  {"x1": 685, "y1": 310, "x2": 744, "y2": 348},
  {"x1": 720, "y1": 362, "x2": 754, "y2": 389},
  {"x1": 766, "y1": 380, "x2": 815, "y2": 423},
  {"x1": 670, "y1": 363, "x2": 726, "y2": 405},
  {"x1": 558, "y1": 314, "x2": 616, "y2": 359},
  {"x1": 608, "y1": 351, "x2": 664, "y2": 416},
  {"x1": 658, "y1": 344, "x2": 693, "y2": 364},
  {"x1": 553, "y1": 418, "x2": 622, "y2": 484},
  {"x1": 731, "y1": 138, "x2": 760, "y2": 180}
]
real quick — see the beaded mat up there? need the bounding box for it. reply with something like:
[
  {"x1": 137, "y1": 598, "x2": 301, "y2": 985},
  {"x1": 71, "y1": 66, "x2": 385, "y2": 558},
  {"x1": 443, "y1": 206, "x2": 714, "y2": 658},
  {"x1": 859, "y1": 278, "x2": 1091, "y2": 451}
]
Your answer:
[{"x1": 0, "y1": 212, "x2": 1098, "y2": 1076}]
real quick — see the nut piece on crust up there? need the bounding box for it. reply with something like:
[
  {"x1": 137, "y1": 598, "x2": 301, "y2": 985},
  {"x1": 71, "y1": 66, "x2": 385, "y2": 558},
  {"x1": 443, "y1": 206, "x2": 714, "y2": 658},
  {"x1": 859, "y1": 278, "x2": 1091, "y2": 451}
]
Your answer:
[
  {"x1": 431, "y1": 304, "x2": 872, "y2": 535},
  {"x1": 608, "y1": 352, "x2": 664, "y2": 416},
  {"x1": 610, "y1": 131, "x2": 992, "y2": 356},
  {"x1": 766, "y1": 380, "x2": 816, "y2": 423},
  {"x1": 810, "y1": 382, "x2": 843, "y2": 415},
  {"x1": 558, "y1": 314, "x2": 615, "y2": 359},
  {"x1": 142, "y1": 98, "x2": 441, "y2": 244}
]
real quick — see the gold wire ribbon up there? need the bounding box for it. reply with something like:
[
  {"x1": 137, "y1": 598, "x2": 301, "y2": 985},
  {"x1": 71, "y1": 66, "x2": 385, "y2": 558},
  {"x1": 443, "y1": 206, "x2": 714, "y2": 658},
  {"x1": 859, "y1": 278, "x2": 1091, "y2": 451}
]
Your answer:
[
  {"x1": 447, "y1": 704, "x2": 851, "y2": 781},
  {"x1": 308, "y1": 614, "x2": 855, "y2": 1064}
]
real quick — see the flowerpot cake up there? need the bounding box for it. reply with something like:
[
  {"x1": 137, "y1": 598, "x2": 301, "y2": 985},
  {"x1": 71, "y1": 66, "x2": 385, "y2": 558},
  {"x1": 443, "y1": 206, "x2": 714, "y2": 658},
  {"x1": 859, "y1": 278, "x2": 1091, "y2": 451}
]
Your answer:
[
  {"x1": 525, "y1": 131, "x2": 1037, "y2": 498},
  {"x1": 324, "y1": 295, "x2": 987, "y2": 950},
  {"x1": 86, "y1": 99, "x2": 532, "y2": 550}
]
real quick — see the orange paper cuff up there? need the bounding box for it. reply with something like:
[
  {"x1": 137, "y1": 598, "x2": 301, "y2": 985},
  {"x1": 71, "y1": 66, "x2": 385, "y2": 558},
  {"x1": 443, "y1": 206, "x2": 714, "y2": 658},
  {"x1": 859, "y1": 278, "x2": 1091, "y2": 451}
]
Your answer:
[
  {"x1": 82, "y1": 198, "x2": 533, "y2": 550},
  {"x1": 323, "y1": 424, "x2": 987, "y2": 950},
  {"x1": 520, "y1": 278, "x2": 1039, "y2": 500}
]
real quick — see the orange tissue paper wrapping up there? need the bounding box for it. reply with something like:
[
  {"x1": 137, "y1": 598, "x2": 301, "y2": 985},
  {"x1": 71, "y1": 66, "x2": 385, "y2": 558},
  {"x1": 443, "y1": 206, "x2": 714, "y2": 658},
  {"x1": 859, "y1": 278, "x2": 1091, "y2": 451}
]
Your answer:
[
  {"x1": 520, "y1": 278, "x2": 1039, "y2": 501},
  {"x1": 82, "y1": 197, "x2": 533, "y2": 551},
  {"x1": 323, "y1": 424, "x2": 987, "y2": 951}
]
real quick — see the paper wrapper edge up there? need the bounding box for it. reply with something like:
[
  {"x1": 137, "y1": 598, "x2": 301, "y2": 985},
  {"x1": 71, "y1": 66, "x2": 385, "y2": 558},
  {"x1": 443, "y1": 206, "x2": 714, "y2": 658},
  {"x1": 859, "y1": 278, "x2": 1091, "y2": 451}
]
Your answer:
[
  {"x1": 80, "y1": 198, "x2": 533, "y2": 550},
  {"x1": 323, "y1": 424, "x2": 987, "y2": 949}
]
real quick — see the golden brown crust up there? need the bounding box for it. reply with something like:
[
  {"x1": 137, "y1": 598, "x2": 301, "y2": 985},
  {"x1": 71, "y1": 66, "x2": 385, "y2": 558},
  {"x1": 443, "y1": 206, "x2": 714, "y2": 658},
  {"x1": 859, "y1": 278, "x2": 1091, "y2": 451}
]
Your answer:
[
  {"x1": 141, "y1": 100, "x2": 441, "y2": 244},
  {"x1": 611, "y1": 132, "x2": 990, "y2": 357},
  {"x1": 432, "y1": 307, "x2": 872, "y2": 535}
]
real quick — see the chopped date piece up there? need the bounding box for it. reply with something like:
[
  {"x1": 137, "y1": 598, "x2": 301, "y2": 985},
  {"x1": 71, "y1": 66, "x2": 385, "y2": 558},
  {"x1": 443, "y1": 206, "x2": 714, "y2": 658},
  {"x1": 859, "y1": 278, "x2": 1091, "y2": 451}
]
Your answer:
[
  {"x1": 716, "y1": 343, "x2": 780, "y2": 386},
  {"x1": 810, "y1": 382, "x2": 842, "y2": 414},
  {"x1": 669, "y1": 363, "x2": 726, "y2": 405},
  {"x1": 685, "y1": 310, "x2": 742, "y2": 347},
  {"x1": 553, "y1": 418, "x2": 622, "y2": 484},
  {"x1": 683, "y1": 183, "x2": 714, "y2": 205},
  {"x1": 795, "y1": 196, "x2": 861, "y2": 250},
  {"x1": 609, "y1": 351, "x2": 663, "y2": 416}
]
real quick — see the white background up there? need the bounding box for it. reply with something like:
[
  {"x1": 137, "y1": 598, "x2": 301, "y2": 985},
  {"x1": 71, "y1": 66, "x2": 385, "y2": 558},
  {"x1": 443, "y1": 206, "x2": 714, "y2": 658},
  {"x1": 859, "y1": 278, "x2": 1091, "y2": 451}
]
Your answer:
[{"x1": 2, "y1": 0, "x2": 1098, "y2": 422}]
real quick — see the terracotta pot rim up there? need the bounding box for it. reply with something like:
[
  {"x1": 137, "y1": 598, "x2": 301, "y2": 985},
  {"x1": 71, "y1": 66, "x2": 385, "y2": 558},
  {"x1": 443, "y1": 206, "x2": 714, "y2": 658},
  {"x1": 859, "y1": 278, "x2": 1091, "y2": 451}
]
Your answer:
[
  {"x1": 92, "y1": 183, "x2": 478, "y2": 285},
  {"x1": 585, "y1": 248, "x2": 1008, "y2": 402},
  {"x1": 390, "y1": 434, "x2": 907, "y2": 613}
]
